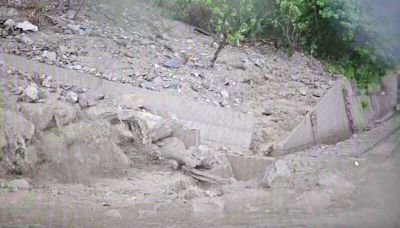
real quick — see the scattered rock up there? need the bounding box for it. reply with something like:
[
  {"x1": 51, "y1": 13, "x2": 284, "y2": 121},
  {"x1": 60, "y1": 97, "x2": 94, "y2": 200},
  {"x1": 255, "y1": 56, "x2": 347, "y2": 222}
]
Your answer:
[
  {"x1": 24, "y1": 84, "x2": 39, "y2": 102},
  {"x1": 16, "y1": 21, "x2": 38, "y2": 32},
  {"x1": 66, "y1": 91, "x2": 78, "y2": 104},
  {"x1": 164, "y1": 58, "x2": 181, "y2": 68}
]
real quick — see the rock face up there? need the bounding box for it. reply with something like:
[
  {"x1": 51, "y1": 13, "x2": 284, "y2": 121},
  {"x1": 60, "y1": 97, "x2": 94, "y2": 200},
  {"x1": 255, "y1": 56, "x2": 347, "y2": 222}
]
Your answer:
[{"x1": 19, "y1": 103, "x2": 55, "y2": 131}]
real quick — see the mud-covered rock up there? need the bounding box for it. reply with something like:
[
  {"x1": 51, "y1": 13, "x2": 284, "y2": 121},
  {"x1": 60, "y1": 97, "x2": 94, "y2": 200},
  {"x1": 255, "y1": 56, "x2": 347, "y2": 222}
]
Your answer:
[
  {"x1": 37, "y1": 121, "x2": 130, "y2": 183},
  {"x1": 157, "y1": 137, "x2": 200, "y2": 168}
]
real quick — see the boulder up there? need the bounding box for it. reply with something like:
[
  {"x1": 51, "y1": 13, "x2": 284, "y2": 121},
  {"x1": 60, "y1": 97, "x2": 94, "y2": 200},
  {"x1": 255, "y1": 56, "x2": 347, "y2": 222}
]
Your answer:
[
  {"x1": 19, "y1": 103, "x2": 55, "y2": 131},
  {"x1": 157, "y1": 137, "x2": 200, "y2": 168},
  {"x1": 16, "y1": 21, "x2": 38, "y2": 32},
  {"x1": 134, "y1": 111, "x2": 173, "y2": 142},
  {"x1": 38, "y1": 122, "x2": 130, "y2": 183},
  {"x1": 66, "y1": 91, "x2": 78, "y2": 104},
  {"x1": 24, "y1": 84, "x2": 39, "y2": 102}
]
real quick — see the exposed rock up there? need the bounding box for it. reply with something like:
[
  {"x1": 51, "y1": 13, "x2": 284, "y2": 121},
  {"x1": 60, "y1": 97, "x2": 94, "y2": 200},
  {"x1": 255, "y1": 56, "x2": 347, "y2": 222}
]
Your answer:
[
  {"x1": 52, "y1": 102, "x2": 79, "y2": 126},
  {"x1": 118, "y1": 94, "x2": 144, "y2": 110},
  {"x1": 7, "y1": 179, "x2": 31, "y2": 191},
  {"x1": 16, "y1": 21, "x2": 38, "y2": 32},
  {"x1": 66, "y1": 91, "x2": 78, "y2": 104},
  {"x1": 19, "y1": 103, "x2": 55, "y2": 131},
  {"x1": 261, "y1": 159, "x2": 290, "y2": 188},
  {"x1": 24, "y1": 84, "x2": 39, "y2": 102}
]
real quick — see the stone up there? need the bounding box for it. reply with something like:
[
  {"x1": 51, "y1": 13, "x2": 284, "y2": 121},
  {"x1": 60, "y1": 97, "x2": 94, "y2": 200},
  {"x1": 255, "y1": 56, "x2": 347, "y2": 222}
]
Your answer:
[
  {"x1": 8, "y1": 179, "x2": 31, "y2": 191},
  {"x1": 220, "y1": 90, "x2": 229, "y2": 99},
  {"x1": 42, "y1": 50, "x2": 57, "y2": 62},
  {"x1": 24, "y1": 84, "x2": 39, "y2": 102},
  {"x1": 66, "y1": 91, "x2": 78, "y2": 104},
  {"x1": 261, "y1": 159, "x2": 290, "y2": 188},
  {"x1": 132, "y1": 111, "x2": 174, "y2": 142},
  {"x1": 16, "y1": 21, "x2": 38, "y2": 32},
  {"x1": 172, "y1": 122, "x2": 201, "y2": 149},
  {"x1": 118, "y1": 94, "x2": 144, "y2": 110},
  {"x1": 164, "y1": 58, "x2": 181, "y2": 68},
  {"x1": 78, "y1": 92, "x2": 104, "y2": 108},
  {"x1": 105, "y1": 209, "x2": 122, "y2": 219},
  {"x1": 112, "y1": 122, "x2": 133, "y2": 145},
  {"x1": 19, "y1": 103, "x2": 55, "y2": 131},
  {"x1": 183, "y1": 166, "x2": 231, "y2": 185}
]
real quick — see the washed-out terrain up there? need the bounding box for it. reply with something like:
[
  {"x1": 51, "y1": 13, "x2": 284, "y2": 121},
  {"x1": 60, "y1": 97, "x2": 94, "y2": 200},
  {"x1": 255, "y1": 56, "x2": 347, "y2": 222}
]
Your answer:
[{"x1": 0, "y1": 0, "x2": 399, "y2": 227}]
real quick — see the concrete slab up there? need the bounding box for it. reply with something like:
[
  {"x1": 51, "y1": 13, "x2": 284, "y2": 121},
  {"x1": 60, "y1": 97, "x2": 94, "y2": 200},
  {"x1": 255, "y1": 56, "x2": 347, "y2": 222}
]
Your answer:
[
  {"x1": 273, "y1": 71, "x2": 399, "y2": 156},
  {"x1": 0, "y1": 53, "x2": 255, "y2": 149},
  {"x1": 226, "y1": 155, "x2": 274, "y2": 181}
]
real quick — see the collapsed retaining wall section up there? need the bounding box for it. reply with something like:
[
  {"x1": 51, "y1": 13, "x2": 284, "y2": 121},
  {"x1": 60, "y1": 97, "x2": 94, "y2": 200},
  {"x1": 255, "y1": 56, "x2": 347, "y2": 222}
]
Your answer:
[{"x1": 272, "y1": 70, "x2": 399, "y2": 157}]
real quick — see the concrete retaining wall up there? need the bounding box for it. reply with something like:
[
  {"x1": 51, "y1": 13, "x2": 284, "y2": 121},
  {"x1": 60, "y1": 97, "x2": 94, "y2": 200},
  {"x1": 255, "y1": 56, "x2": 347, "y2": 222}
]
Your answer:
[
  {"x1": 1, "y1": 54, "x2": 255, "y2": 149},
  {"x1": 272, "y1": 70, "x2": 399, "y2": 157}
]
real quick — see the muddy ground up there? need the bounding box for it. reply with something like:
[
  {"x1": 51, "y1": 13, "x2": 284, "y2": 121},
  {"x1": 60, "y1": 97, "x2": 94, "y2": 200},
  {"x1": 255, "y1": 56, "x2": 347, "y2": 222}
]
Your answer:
[{"x1": 0, "y1": 0, "x2": 399, "y2": 227}]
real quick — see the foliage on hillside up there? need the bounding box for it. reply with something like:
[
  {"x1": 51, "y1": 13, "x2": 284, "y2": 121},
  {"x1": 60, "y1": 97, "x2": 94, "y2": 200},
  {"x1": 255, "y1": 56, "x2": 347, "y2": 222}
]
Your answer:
[{"x1": 159, "y1": 0, "x2": 399, "y2": 88}]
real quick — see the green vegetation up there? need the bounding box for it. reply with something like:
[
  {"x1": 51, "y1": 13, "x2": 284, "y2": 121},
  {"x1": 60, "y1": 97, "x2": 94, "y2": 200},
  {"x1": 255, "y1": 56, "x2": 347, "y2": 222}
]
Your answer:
[{"x1": 158, "y1": 0, "x2": 399, "y2": 88}]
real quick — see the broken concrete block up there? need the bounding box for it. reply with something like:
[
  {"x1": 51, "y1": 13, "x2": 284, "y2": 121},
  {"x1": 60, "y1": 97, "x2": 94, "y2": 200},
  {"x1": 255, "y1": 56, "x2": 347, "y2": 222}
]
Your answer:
[
  {"x1": 172, "y1": 122, "x2": 201, "y2": 149},
  {"x1": 226, "y1": 155, "x2": 274, "y2": 181}
]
